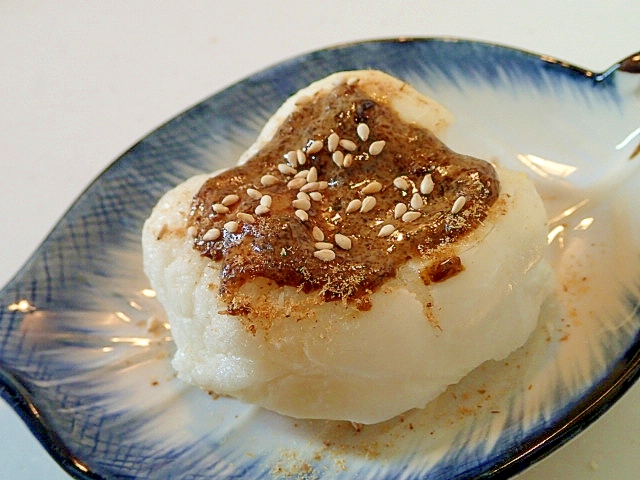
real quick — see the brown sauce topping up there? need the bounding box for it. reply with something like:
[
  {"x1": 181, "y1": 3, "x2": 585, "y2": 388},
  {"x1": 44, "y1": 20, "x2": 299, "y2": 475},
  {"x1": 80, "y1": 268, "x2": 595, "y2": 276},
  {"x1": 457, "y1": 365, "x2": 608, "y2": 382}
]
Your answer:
[{"x1": 188, "y1": 81, "x2": 499, "y2": 314}]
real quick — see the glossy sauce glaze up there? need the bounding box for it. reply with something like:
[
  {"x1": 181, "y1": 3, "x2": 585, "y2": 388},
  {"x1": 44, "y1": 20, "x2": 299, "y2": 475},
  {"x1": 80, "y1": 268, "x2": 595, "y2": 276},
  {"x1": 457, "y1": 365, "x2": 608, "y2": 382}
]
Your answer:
[{"x1": 188, "y1": 81, "x2": 499, "y2": 313}]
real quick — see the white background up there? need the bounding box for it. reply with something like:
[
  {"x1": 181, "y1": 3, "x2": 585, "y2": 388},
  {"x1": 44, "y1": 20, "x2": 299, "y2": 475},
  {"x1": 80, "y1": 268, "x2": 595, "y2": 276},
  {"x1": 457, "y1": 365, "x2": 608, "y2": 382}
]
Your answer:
[{"x1": 1, "y1": 1, "x2": 639, "y2": 478}]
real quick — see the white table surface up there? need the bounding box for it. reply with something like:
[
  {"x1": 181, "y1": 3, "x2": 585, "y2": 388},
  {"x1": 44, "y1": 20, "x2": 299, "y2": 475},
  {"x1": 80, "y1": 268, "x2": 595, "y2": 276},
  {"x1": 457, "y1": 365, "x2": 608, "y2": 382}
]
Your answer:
[{"x1": 1, "y1": 1, "x2": 639, "y2": 478}]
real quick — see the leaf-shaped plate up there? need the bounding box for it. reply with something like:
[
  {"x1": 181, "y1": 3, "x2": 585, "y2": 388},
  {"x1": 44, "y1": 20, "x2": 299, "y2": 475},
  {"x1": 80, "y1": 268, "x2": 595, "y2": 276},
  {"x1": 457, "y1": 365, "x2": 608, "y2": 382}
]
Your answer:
[{"x1": 1, "y1": 39, "x2": 640, "y2": 479}]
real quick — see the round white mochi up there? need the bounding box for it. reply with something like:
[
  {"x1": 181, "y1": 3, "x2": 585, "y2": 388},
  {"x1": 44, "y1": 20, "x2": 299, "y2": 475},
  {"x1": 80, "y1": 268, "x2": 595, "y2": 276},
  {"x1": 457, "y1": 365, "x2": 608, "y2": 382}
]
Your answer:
[{"x1": 142, "y1": 70, "x2": 551, "y2": 424}]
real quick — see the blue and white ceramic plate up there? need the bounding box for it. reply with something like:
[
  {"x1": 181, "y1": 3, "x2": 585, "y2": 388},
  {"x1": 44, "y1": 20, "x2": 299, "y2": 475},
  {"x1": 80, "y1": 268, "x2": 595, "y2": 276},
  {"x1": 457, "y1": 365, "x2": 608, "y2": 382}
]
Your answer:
[{"x1": 1, "y1": 39, "x2": 639, "y2": 479}]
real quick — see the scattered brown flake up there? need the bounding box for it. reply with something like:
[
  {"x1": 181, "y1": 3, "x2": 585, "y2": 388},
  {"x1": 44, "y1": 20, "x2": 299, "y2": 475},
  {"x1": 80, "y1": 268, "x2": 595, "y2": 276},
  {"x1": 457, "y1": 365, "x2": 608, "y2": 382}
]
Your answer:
[
  {"x1": 146, "y1": 316, "x2": 165, "y2": 335},
  {"x1": 350, "y1": 421, "x2": 364, "y2": 432},
  {"x1": 155, "y1": 223, "x2": 169, "y2": 240}
]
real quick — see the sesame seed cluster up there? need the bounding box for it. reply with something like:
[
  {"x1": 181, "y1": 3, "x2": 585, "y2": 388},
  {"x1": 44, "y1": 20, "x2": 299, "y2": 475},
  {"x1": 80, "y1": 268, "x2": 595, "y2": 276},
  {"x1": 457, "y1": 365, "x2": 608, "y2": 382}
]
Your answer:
[{"x1": 187, "y1": 79, "x2": 499, "y2": 311}]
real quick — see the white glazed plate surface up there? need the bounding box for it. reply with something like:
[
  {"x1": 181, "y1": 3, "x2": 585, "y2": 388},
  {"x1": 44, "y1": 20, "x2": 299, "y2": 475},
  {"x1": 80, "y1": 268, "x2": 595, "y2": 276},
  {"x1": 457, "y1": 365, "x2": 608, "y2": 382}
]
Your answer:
[{"x1": 1, "y1": 39, "x2": 640, "y2": 479}]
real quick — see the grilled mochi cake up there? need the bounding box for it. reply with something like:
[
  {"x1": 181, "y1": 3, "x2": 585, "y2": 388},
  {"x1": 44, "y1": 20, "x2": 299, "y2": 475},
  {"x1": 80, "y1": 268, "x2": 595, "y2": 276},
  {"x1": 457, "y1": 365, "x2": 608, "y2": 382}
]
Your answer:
[{"x1": 142, "y1": 70, "x2": 551, "y2": 424}]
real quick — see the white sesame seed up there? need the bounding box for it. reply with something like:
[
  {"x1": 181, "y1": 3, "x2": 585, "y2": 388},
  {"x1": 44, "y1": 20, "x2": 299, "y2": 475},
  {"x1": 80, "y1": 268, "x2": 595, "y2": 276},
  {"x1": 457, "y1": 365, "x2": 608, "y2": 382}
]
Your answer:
[
  {"x1": 295, "y1": 209, "x2": 309, "y2": 221},
  {"x1": 394, "y1": 203, "x2": 408, "y2": 219},
  {"x1": 261, "y1": 174, "x2": 279, "y2": 187},
  {"x1": 287, "y1": 177, "x2": 307, "y2": 190},
  {"x1": 224, "y1": 221, "x2": 239, "y2": 233},
  {"x1": 278, "y1": 163, "x2": 297, "y2": 175},
  {"x1": 327, "y1": 132, "x2": 340, "y2": 152},
  {"x1": 306, "y1": 140, "x2": 323, "y2": 154},
  {"x1": 309, "y1": 191, "x2": 323, "y2": 201},
  {"x1": 402, "y1": 211, "x2": 421, "y2": 223},
  {"x1": 346, "y1": 199, "x2": 362, "y2": 213},
  {"x1": 360, "y1": 196, "x2": 377, "y2": 213},
  {"x1": 378, "y1": 224, "x2": 396, "y2": 237},
  {"x1": 260, "y1": 195, "x2": 272, "y2": 208},
  {"x1": 312, "y1": 226, "x2": 325, "y2": 242},
  {"x1": 221, "y1": 194, "x2": 240, "y2": 206},
  {"x1": 314, "y1": 249, "x2": 335, "y2": 262},
  {"x1": 296, "y1": 149, "x2": 307, "y2": 166},
  {"x1": 202, "y1": 227, "x2": 221, "y2": 241},
  {"x1": 451, "y1": 195, "x2": 467, "y2": 214},
  {"x1": 357, "y1": 123, "x2": 370, "y2": 142},
  {"x1": 347, "y1": 76, "x2": 359, "y2": 86},
  {"x1": 332, "y1": 150, "x2": 344, "y2": 167},
  {"x1": 420, "y1": 174, "x2": 434, "y2": 195},
  {"x1": 296, "y1": 191, "x2": 310, "y2": 201},
  {"x1": 213, "y1": 203, "x2": 230, "y2": 214},
  {"x1": 317, "y1": 181, "x2": 329, "y2": 190},
  {"x1": 339, "y1": 139, "x2": 357, "y2": 151},
  {"x1": 247, "y1": 188, "x2": 262, "y2": 200},
  {"x1": 255, "y1": 204, "x2": 270, "y2": 216},
  {"x1": 285, "y1": 150, "x2": 298, "y2": 167},
  {"x1": 292, "y1": 198, "x2": 311, "y2": 211},
  {"x1": 306, "y1": 166, "x2": 318, "y2": 183},
  {"x1": 393, "y1": 177, "x2": 409, "y2": 190},
  {"x1": 314, "y1": 242, "x2": 334, "y2": 250},
  {"x1": 369, "y1": 140, "x2": 386, "y2": 156},
  {"x1": 237, "y1": 212, "x2": 255, "y2": 224},
  {"x1": 334, "y1": 233, "x2": 352, "y2": 250},
  {"x1": 361, "y1": 180, "x2": 383, "y2": 194},
  {"x1": 300, "y1": 181, "x2": 319, "y2": 193},
  {"x1": 410, "y1": 193, "x2": 424, "y2": 210},
  {"x1": 294, "y1": 169, "x2": 309, "y2": 178},
  {"x1": 187, "y1": 225, "x2": 198, "y2": 238},
  {"x1": 343, "y1": 153, "x2": 354, "y2": 167}
]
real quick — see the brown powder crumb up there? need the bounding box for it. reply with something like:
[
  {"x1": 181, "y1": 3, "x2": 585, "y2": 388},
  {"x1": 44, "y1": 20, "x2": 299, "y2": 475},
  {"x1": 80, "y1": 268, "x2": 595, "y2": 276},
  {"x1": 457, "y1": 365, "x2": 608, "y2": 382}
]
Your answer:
[
  {"x1": 155, "y1": 223, "x2": 169, "y2": 240},
  {"x1": 146, "y1": 316, "x2": 166, "y2": 335},
  {"x1": 271, "y1": 450, "x2": 319, "y2": 480},
  {"x1": 458, "y1": 406, "x2": 474, "y2": 416}
]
